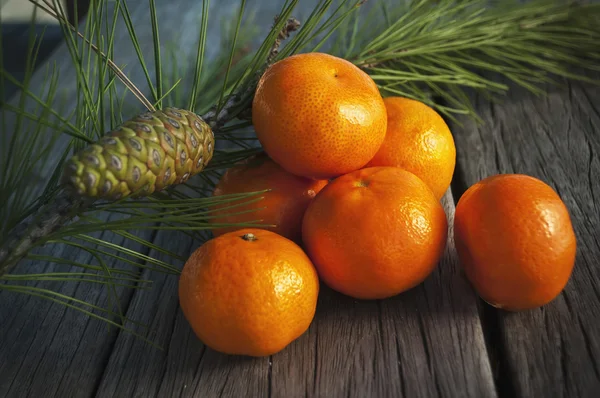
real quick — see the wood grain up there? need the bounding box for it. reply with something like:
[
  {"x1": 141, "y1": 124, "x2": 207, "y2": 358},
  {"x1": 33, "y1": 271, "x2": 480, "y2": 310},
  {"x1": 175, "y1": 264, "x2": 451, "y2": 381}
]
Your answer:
[
  {"x1": 95, "y1": 227, "x2": 272, "y2": 397},
  {"x1": 0, "y1": 217, "x2": 155, "y2": 398},
  {"x1": 0, "y1": 1, "x2": 349, "y2": 397},
  {"x1": 93, "y1": 191, "x2": 496, "y2": 398},
  {"x1": 296, "y1": 191, "x2": 495, "y2": 398},
  {"x1": 0, "y1": 0, "x2": 219, "y2": 396},
  {"x1": 450, "y1": 76, "x2": 600, "y2": 398},
  {"x1": 2, "y1": 0, "x2": 599, "y2": 397}
]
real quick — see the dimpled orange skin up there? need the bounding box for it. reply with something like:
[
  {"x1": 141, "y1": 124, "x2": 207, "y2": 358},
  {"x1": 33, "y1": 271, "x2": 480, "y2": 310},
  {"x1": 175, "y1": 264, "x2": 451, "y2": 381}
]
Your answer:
[
  {"x1": 252, "y1": 52, "x2": 387, "y2": 179},
  {"x1": 210, "y1": 153, "x2": 328, "y2": 243},
  {"x1": 178, "y1": 228, "x2": 320, "y2": 357},
  {"x1": 302, "y1": 167, "x2": 448, "y2": 300},
  {"x1": 454, "y1": 174, "x2": 577, "y2": 311},
  {"x1": 366, "y1": 96, "x2": 456, "y2": 200}
]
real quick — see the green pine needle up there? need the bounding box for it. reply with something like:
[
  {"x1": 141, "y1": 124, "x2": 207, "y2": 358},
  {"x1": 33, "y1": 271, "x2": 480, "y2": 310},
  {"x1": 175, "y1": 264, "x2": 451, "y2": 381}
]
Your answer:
[
  {"x1": 187, "y1": 0, "x2": 211, "y2": 110},
  {"x1": 149, "y1": 0, "x2": 163, "y2": 108}
]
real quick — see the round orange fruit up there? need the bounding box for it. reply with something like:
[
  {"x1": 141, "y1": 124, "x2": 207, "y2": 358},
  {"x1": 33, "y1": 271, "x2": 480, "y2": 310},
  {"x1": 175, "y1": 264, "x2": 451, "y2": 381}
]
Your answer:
[
  {"x1": 252, "y1": 52, "x2": 387, "y2": 179},
  {"x1": 179, "y1": 228, "x2": 320, "y2": 357},
  {"x1": 302, "y1": 167, "x2": 448, "y2": 300},
  {"x1": 454, "y1": 174, "x2": 577, "y2": 311},
  {"x1": 366, "y1": 96, "x2": 456, "y2": 199},
  {"x1": 209, "y1": 153, "x2": 328, "y2": 242}
]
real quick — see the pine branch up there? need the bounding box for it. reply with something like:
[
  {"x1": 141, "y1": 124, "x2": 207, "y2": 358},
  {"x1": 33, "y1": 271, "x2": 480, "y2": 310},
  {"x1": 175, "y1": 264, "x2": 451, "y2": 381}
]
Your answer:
[
  {"x1": 201, "y1": 16, "x2": 301, "y2": 129},
  {"x1": 267, "y1": 16, "x2": 302, "y2": 65},
  {"x1": 0, "y1": 190, "x2": 92, "y2": 276},
  {"x1": 0, "y1": 8, "x2": 302, "y2": 279},
  {"x1": 0, "y1": 0, "x2": 352, "y2": 341},
  {"x1": 343, "y1": 0, "x2": 600, "y2": 121}
]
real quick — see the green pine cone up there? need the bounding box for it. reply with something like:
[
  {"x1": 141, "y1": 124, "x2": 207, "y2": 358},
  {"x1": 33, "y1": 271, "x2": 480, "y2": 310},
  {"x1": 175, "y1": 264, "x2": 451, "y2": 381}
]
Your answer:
[{"x1": 62, "y1": 107, "x2": 214, "y2": 200}]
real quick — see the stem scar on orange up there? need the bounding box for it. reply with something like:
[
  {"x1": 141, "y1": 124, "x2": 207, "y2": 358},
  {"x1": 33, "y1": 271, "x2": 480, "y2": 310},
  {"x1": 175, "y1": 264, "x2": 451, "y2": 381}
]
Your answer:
[
  {"x1": 252, "y1": 52, "x2": 387, "y2": 179},
  {"x1": 454, "y1": 174, "x2": 577, "y2": 311},
  {"x1": 209, "y1": 153, "x2": 328, "y2": 242},
  {"x1": 366, "y1": 96, "x2": 456, "y2": 200},
  {"x1": 302, "y1": 166, "x2": 448, "y2": 300},
  {"x1": 178, "y1": 228, "x2": 320, "y2": 357}
]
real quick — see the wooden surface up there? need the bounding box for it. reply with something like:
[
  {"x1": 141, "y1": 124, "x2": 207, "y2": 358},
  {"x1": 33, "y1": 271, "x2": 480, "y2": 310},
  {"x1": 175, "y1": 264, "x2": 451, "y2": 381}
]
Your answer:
[
  {"x1": 452, "y1": 76, "x2": 600, "y2": 398},
  {"x1": 1, "y1": 1, "x2": 599, "y2": 397}
]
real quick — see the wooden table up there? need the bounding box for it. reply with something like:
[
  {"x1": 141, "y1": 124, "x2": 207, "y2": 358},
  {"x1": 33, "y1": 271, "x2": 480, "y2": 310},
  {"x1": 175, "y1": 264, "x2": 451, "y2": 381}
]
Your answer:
[{"x1": 1, "y1": 1, "x2": 599, "y2": 397}]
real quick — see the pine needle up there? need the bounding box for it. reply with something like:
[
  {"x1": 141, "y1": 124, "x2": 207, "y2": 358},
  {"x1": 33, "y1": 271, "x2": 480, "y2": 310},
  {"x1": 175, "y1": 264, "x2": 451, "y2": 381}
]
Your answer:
[
  {"x1": 0, "y1": 284, "x2": 160, "y2": 348},
  {"x1": 188, "y1": 0, "x2": 211, "y2": 111},
  {"x1": 30, "y1": 0, "x2": 156, "y2": 112},
  {"x1": 149, "y1": 0, "x2": 163, "y2": 108}
]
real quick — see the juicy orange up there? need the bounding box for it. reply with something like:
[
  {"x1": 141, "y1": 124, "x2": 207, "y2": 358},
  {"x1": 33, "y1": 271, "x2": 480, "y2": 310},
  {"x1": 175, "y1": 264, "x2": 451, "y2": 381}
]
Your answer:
[
  {"x1": 454, "y1": 174, "x2": 577, "y2": 311},
  {"x1": 210, "y1": 153, "x2": 328, "y2": 242},
  {"x1": 179, "y1": 228, "x2": 320, "y2": 356},
  {"x1": 366, "y1": 96, "x2": 456, "y2": 199},
  {"x1": 302, "y1": 167, "x2": 448, "y2": 299},
  {"x1": 252, "y1": 52, "x2": 387, "y2": 179}
]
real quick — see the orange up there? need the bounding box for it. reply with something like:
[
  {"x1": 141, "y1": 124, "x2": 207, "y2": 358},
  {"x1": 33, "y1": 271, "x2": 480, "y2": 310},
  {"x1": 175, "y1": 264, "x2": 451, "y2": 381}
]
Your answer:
[
  {"x1": 209, "y1": 153, "x2": 328, "y2": 242},
  {"x1": 178, "y1": 228, "x2": 320, "y2": 356},
  {"x1": 366, "y1": 96, "x2": 456, "y2": 199},
  {"x1": 252, "y1": 52, "x2": 387, "y2": 179},
  {"x1": 302, "y1": 166, "x2": 448, "y2": 299},
  {"x1": 454, "y1": 174, "x2": 577, "y2": 311}
]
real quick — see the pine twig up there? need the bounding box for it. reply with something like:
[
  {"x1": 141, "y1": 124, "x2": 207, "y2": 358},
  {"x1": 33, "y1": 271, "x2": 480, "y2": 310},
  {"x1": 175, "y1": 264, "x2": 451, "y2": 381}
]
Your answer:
[
  {"x1": 0, "y1": 190, "x2": 92, "y2": 276},
  {"x1": 207, "y1": 16, "x2": 301, "y2": 126},
  {"x1": 267, "y1": 16, "x2": 301, "y2": 65},
  {"x1": 0, "y1": 11, "x2": 301, "y2": 279}
]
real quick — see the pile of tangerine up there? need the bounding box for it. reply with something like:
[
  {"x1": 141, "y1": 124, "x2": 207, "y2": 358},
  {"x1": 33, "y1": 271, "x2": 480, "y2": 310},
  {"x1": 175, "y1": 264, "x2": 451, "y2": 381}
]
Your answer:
[{"x1": 178, "y1": 53, "x2": 577, "y2": 357}]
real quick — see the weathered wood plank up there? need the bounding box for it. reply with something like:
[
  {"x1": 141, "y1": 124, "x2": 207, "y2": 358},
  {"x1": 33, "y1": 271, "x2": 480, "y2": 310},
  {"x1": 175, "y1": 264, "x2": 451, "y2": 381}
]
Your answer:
[
  {"x1": 81, "y1": 2, "x2": 496, "y2": 395},
  {"x1": 78, "y1": 0, "x2": 338, "y2": 396},
  {"x1": 1, "y1": 0, "x2": 343, "y2": 396},
  {"x1": 13, "y1": 1, "x2": 596, "y2": 397},
  {"x1": 94, "y1": 230, "x2": 198, "y2": 397},
  {"x1": 270, "y1": 191, "x2": 495, "y2": 398},
  {"x1": 95, "y1": 229, "x2": 272, "y2": 398},
  {"x1": 450, "y1": 76, "x2": 600, "y2": 397},
  {"x1": 0, "y1": 216, "x2": 155, "y2": 398},
  {"x1": 0, "y1": 0, "x2": 218, "y2": 395},
  {"x1": 94, "y1": 191, "x2": 496, "y2": 398},
  {"x1": 379, "y1": 191, "x2": 496, "y2": 398}
]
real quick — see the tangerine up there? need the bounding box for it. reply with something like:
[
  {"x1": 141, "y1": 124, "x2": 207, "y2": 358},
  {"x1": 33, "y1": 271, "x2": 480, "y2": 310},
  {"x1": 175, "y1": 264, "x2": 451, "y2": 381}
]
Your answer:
[
  {"x1": 302, "y1": 167, "x2": 448, "y2": 300},
  {"x1": 366, "y1": 96, "x2": 456, "y2": 199},
  {"x1": 179, "y1": 228, "x2": 320, "y2": 356},
  {"x1": 252, "y1": 52, "x2": 387, "y2": 179},
  {"x1": 454, "y1": 174, "x2": 577, "y2": 311},
  {"x1": 210, "y1": 153, "x2": 328, "y2": 242}
]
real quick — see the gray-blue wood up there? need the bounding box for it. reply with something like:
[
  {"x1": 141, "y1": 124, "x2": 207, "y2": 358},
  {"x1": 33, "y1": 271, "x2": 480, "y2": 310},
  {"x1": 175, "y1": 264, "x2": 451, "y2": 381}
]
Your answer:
[
  {"x1": 0, "y1": 0, "x2": 598, "y2": 397},
  {"x1": 451, "y1": 75, "x2": 600, "y2": 397}
]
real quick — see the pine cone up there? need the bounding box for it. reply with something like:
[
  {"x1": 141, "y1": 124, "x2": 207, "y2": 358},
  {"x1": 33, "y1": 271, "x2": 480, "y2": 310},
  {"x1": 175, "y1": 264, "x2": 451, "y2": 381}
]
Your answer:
[{"x1": 62, "y1": 107, "x2": 214, "y2": 200}]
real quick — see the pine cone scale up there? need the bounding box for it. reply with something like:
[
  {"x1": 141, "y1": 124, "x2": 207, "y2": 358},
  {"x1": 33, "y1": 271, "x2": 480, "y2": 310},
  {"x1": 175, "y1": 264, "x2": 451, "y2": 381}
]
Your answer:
[
  {"x1": 146, "y1": 142, "x2": 166, "y2": 174},
  {"x1": 104, "y1": 149, "x2": 128, "y2": 181}
]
